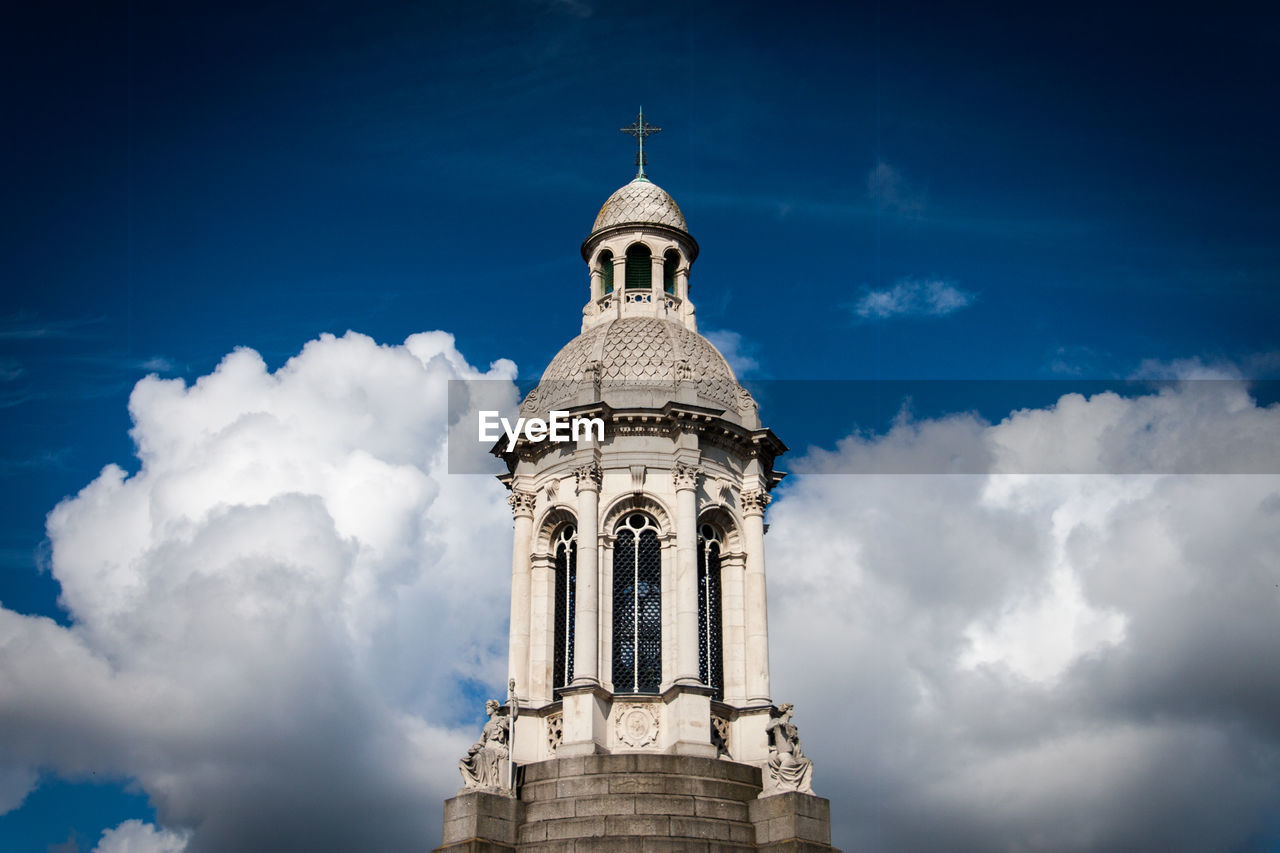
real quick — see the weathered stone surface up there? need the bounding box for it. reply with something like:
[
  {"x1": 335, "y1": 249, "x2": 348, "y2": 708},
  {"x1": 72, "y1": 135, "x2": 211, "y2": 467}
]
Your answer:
[
  {"x1": 442, "y1": 754, "x2": 837, "y2": 851},
  {"x1": 634, "y1": 794, "x2": 696, "y2": 816},
  {"x1": 747, "y1": 792, "x2": 833, "y2": 847},
  {"x1": 574, "y1": 795, "x2": 635, "y2": 817},
  {"x1": 435, "y1": 790, "x2": 525, "y2": 852}
]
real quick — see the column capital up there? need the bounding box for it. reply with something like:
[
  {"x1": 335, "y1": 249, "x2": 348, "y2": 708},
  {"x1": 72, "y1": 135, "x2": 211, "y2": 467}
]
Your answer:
[
  {"x1": 741, "y1": 489, "x2": 772, "y2": 517},
  {"x1": 673, "y1": 462, "x2": 701, "y2": 491},
  {"x1": 573, "y1": 462, "x2": 602, "y2": 493},
  {"x1": 507, "y1": 489, "x2": 537, "y2": 518}
]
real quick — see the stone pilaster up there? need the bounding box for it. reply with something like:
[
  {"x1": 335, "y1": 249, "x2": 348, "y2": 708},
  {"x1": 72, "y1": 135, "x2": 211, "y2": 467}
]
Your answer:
[
  {"x1": 570, "y1": 463, "x2": 601, "y2": 687},
  {"x1": 672, "y1": 462, "x2": 701, "y2": 686},
  {"x1": 507, "y1": 490, "x2": 536, "y2": 702},
  {"x1": 742, "y1": 489, "x2": 772, "y2": 705}
]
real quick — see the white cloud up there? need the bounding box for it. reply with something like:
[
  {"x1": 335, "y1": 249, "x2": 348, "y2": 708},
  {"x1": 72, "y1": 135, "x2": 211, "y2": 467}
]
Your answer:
[
  {"x1": 0, "y1": 330, "x2": 520, "y2": 852},
  {"x1": 3, "y1": 328, "x2": 1279, "y2": 851},
  {"x1": 853, "y1": 277, "x2": 974, "y2": 320},
  {"x1": 703, "y1": 329, "x2": 760, "y2": 376},
  {"x1": 767, "y1": 379, "x2": 1280, "y2": 850},
  {"x1": 94, "y1": 819, "x2": 190, "y2": 853}
]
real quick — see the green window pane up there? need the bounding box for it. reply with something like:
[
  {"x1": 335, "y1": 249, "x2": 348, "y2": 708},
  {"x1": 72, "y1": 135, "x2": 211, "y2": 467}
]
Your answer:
[{"x1": 625, "y1": 245, "x2": 651, "y2": 290}]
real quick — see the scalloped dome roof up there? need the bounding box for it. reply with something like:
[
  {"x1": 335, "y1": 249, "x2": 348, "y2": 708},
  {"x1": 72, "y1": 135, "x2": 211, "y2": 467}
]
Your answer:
[
  {"x1": 591, "y1": 179, "x2": 688, "y2": 234},
  {"x1": 528, "y1": 317, "x2": 745, "y2": 416}
]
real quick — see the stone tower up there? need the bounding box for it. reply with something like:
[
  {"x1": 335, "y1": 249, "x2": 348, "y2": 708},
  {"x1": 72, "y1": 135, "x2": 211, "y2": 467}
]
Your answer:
[{"x1": 438, "y1": 128, "x2": 839, "y2": 852}]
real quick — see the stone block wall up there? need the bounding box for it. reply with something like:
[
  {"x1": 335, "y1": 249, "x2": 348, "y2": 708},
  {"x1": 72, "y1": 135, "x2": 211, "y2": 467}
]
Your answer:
[{"x1": 436, "y1": 755, "x2": 839, "y2": 852}]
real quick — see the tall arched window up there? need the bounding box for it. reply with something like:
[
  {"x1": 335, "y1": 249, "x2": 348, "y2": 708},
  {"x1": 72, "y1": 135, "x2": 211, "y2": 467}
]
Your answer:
[
  {"x1": 598, "y1": 250, "x2": 614, "y2": 294},
  {"x1": 663, "y1": 249, "x2": 680, "y2": 294},
  {"x1": 624, "y1": 244, "x2": 651, "y2": 290},
  {"x1": 697, "y1": 524, "x2": 724, "y2": 700},
  {"x1": 612, "y1": 512, "x2": 662, "y2": 693},
  {"x1": 552, "y1": 524, "x2": 577, "y2": 693}
]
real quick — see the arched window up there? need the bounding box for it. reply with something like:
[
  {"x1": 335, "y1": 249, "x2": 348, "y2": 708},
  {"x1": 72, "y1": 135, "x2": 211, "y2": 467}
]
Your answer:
[
  {"x1": 697, "y1": 524, "x2": 724, "y2": 700},
  {"x1": 598, "y1": 250, "x2": 614, "y2": 294},
  {"x1": 624, "y1": 244, "x2": 651, "y2": 290},
  {"x1": 612, "y1": 512, "x2": 662, "y2": 693},
  {"x1": 663, "y1": 249, "x2": 680, "y2": 294},
  {"x1": 552, "y1": 524, "x2": 577, "y2": 693}
]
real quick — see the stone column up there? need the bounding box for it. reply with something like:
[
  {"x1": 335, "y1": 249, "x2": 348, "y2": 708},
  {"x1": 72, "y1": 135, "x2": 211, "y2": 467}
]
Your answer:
[
  {"x1": 507, "y1": 490, "x2": 536, "y2": 700},
  {"x1": 674, "y1": 462, "x2": 701, "y2": 685},
  {"x1": 650, "y1": 254, "x2": 666, "y2": 318},
  {"x1": 742, "y1": 489, "x2": 772, "y2": 704},
  {"x1": 612, "y1": 255, "x2": 626, "y2": 318},
  {"x1": 571, "y1": 463, "x2": 601, "y2": 685}
]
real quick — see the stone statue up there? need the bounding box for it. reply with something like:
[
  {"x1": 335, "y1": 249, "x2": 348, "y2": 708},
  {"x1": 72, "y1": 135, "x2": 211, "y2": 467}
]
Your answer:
[
  {"x1": 763, "y1": 703, "x2": 814, "y2": 795},
  {"x1": 458, "y1": 699, "x2": 509, "y2": 791}
]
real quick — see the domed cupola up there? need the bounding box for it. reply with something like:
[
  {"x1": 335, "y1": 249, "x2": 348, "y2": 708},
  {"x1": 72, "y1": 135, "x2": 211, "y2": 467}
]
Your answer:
[
  {"x1": 590, "y1": 179, "x2": 692, "y2": 237},
  {"x1": 525, "y1": 315, "x2": 758, "y2": 427},
  {"x1": 579, "y1": 110, "x2": 700, "y2": 335}
]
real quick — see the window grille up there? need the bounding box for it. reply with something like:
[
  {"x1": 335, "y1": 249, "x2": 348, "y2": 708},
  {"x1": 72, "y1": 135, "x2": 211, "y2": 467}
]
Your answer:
[
  {"x1": 599, "y1": 251, "x2": 614, "y2": 293},
  {"x1": 612, "y1": 513, "x2": 662, "y2": 693},
  {"x1": 624, "y1": 244, "x2": 651, "y2": 290},
  {"x1": 552, "y1": 524, "x2": 577, "y2": 694},
  {"x1": 697, "y1": 524, "x2": 724, "y2": 700}
]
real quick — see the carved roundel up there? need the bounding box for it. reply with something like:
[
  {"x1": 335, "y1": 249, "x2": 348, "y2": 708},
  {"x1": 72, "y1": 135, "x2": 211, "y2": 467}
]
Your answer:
[{"x1": 615, "y1": 704, "x2": 660, "y2": 748}]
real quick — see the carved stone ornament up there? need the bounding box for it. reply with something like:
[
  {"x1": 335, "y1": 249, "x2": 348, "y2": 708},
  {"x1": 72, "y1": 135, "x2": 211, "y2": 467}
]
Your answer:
[
  {"x1": 574, "y1": 462, "x2": 602, "y2": 492},
  {"x1": 519, "y1": 386, "x2": 539, "y2": 417},
  {"x1": 736, "y1": 384, "x2": 759, "y2": 415},
  {"x1": 761, "y1": 703, "x2": 814, "y2": 796},
  {"x1": 741, "y1": 489, "x2": 772, "y2": 516},
  {"x1": 584, "y1": 360, "x2": 603, "y2": 398},
  {"x1": 615, "y1": 703, "x2": 660, "y2": 749},
  {"x1": 545, "y1": 712, "x2": 563, "y2": 755},
  {"x1": 507, "y1": 490, "x2": 537, "y2": 518},
  {"x1": 711, "y1": 713, "x2": 731, "y2": 758},
  {"x1": 673, "y1": 462, "x2": 701, "y2": 491},
  {"x1": 543, "y1": 478, "x2": 560, "y2": 501}
]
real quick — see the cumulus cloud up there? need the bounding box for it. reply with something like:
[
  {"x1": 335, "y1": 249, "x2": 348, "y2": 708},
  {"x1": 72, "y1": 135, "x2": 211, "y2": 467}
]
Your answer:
[
  {"x1": 0, "y1": 330, "x2": 520, "y2": 852},
  {"x1": 703, "y1": 329, "x2": 760, "y2": 376},
  {"x1": 94, "y1": 820, "x2": 190, "y2": 853},
  {"x1": 853, "y1": 277, "x2": 974, "y2": 320},
  {"x1": 4, "y1": 325, "x2": 1279, "y2": 852},
  {"x1": 767, "y1": 380, "x2": 1280, "y2": 850}
]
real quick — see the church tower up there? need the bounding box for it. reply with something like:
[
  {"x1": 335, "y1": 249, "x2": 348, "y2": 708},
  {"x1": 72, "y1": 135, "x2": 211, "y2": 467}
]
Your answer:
[{"x1": 438, "y1": 113, "x2": 838, "y2": 852}]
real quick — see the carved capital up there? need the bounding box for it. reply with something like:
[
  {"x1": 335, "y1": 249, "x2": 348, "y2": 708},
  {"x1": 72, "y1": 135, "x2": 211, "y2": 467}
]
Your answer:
[
  {"x1": 673, "y1": 462, "x2": 701, "y2": 491},
  {"x1": 741, "y1": 489, "x2": 772, "y2": 516},
  {"x1": 574, "y1": 462, "x2": 602, "y2": 493},
  {"x1": 507, "y1": 489, "x2": 537, "y2": 518}
]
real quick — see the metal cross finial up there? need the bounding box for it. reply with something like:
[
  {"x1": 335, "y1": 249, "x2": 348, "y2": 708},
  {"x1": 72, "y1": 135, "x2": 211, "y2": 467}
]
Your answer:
[{"x1": 621, "y1": 107, "x2": 661, "y2": 180}]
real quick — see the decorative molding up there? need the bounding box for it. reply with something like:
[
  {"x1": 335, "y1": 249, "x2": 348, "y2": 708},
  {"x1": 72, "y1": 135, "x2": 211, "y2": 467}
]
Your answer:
[
  {"x1": 673, "y1": 462, "x2": 701, "y2": 491},
  {"x1": 615, "y1": 704, "x2": 660, "y2": 749},
  {"x1": 573, "y1": 462, "x2": 602, "y2": 493},
  {"x1": 507, "y1": 490, "x2": 537, "y2": 518},
  {"x1": 741, "y1": 489, "x2": 772, "y2": 516},
  {"x1": 629, "y1": 465, "x2": 646, "y2": 494},
  {"x1": 543, "y1": 478, "x2": 560, "y2": 501}
]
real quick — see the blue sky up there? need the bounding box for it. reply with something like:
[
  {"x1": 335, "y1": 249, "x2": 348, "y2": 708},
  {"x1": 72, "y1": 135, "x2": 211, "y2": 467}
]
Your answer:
[{"x1": 2, "y1": 1, "x2": 1278, "y2": 850}]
